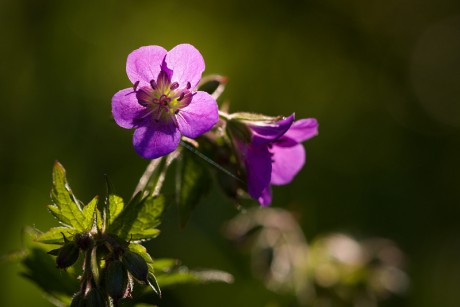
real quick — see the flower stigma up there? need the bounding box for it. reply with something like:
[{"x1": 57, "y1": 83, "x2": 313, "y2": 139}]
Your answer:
[{"x1": 132, "y1": 70, "x2": 195, "y2": 126}]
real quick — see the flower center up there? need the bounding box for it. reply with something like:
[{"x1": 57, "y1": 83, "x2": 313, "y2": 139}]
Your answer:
[{"x1": 133, "y1": 70, "x2": 193, "y2": 125}]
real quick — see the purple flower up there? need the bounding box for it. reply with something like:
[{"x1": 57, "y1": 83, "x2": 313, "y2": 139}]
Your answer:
[
  {"x1": 236, "y1": 115, "x2": 318, "y2": 206},
  {"x1": 112, "y1": 44, "x2": 218, "y2": 159}
]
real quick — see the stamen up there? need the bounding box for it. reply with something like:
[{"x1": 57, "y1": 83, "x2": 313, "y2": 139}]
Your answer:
[
  {"x1": 150, "y1": 79, "x2": 157, "y2": 90},
  {"x1": 169, "y1": 112, "x2": 179, "y2": 128},
  {"x1": 170, "y1": 82, "x2": 179, "y2": 90},
  {"x1": 133, "y1": 81, "x2": 140, "y2": 92},
  {"x1": 186, "y1": 82, "x2": 191, "y2": 89},
  {"x1": 125, "y1": 81, "x2": 140, "y2": 96},
  {"x1": 155, "y1": 107, "x2": 163, "y2": 121},
  {"x1": 139, "y1": 109, "x2": 155, "y2": 119},
  {"x1": 175, "y1": 109, "x2": 180, "y2": 114},
  {"x1": 177, "y1": 92, "x2": 185, "y2": 101}
]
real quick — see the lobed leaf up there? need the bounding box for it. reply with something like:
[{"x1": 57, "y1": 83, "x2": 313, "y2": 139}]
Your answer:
[
  {"x1": 49, "y1": 162, "x2": 86, "y2": 231},
  {"x1": 36, "y1": 227, "x2": 75, "y2": 244},
  {"x1": 155, "y1": 268, "x2": 234, "y2": 287},
  {"x1": 108, "y1": 195, "x2": 164, "y2": 241},
  {"x1": 107, "y1": 194, "x2": 124, "y2": 226},
  {"x1": 82, "y1": 196, "x2": 99, "y2": 231}
]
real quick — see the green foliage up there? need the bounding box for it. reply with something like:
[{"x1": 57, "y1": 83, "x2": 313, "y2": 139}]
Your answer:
[
  {"x1": 48, "y1": 162, "x2": 87, "y2": 231},
  {"x1": 176, "y1": 144, "x2": 212, "y2": 227},
  {"x1": 14, "y1": 161, "x2": 232, "y2": 307},
  {"x1": 36, "y1": 227, "x2": 75, "y2": 244},
  {"x1": 20, "y1": 229, "x2": 78, "y2": 306},
  {"x1": 108, "y1": 195, "x2": 164, "y2": 241}
]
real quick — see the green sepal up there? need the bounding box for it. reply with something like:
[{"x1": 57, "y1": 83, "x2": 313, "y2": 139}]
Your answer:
[
  {"x1": 148, "y1": 273, "x2": 162, "y2": 297},
  {"x1": 84, "y1": 288, "x2": 106, "y2": 307},
  {"x1": 229, "y1": 112, "x2": 279, "y2": 122},
  {"x1": 70, "y1": 292, "x2": 84, "y2": 307},
  {"x1": 226, "y1": 119, "x2": 252, "y2": 144},
  {"x1": 128, "y1": 243, "x2": 162, "y2": 297},
  {"x1": 56, "y1": 242, "x2": 80, "y2": 269},
  {"x1": 91, "y1": 246, "x2": 100, "y2": 286},
  {"x1": 122, "y1": 251, "x2": 149, "y2": 284},
  {"x1": 105, "y1": 260, "x2": 128, "y2": 299},
  {"x1": 197, "y1": 74, "x2": 227, "y2": 100}
]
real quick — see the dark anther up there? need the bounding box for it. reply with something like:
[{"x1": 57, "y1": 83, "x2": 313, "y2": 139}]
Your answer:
[
  {"x1": 150, "y1": 79, "x2": 157, "y2": 90},
  {"x1": 133, "y1": 81, "x2": 140, "y2": 92},
  {"x1": 177, "y1": 92, "x2": 185, "y2": 101},
  {"x1": 170, "y1": 82, "x2": 179, "y2": 90},
  {"x1": 175, "y1": 109, "x2": 180, "y2": 114},
  {"x1": 186, "y1": 82, "x2": 191, "y2": 89}
]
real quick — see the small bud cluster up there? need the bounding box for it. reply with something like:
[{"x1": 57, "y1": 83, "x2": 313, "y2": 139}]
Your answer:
[{"x1": 48, "y1": 232, "x2": 150, "y2": 306}]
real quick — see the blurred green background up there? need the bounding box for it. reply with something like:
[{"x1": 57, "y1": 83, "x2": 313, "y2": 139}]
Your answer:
[{"x1": 1, "y1": 0, "x2": 460, "y2": 306}]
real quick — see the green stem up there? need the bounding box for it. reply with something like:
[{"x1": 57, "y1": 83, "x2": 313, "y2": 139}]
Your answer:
[{"x1": 218, "y1": 110, "x2": 230, "y2": 120}]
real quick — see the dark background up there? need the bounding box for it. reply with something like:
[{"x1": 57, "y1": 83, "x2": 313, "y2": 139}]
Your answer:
[{"x1": 1, "y1": 0, "x2": 460, "y2": 306}]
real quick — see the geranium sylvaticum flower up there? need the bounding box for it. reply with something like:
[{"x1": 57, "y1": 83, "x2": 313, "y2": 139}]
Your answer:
[
  {"x1": 229, "y1": 114, "x2": 318, "y2": 206},
  {"x1": 112, "y1": 44, "x2": 219, "y2": 159}
]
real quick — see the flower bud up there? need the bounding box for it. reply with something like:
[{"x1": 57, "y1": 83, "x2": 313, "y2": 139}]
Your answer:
[
  {"x1": 226, "y1": 119, "x2": 252, "y2": 144},
  {"x1": 56, "y1": 242, "x2": 80, "y2": 269},
  {"x1": 122, "y1": 251, "x2": 149, "y2": 284},
  {"x1": 105, "y1": 260, "x2": 129, "y2": 300},
  {"x1": 70, "y1": 292, "x2": 84, "y2": 307},
  {"x1": 84, "y1": 288, "x2": 106, "y2": 307},
  {"x1": 74, "y1": 232, "x2": 92, "y2": 250}
]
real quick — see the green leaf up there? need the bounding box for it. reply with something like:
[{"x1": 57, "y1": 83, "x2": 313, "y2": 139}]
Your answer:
[
  {"x1": 176, "y1": 147, "x2": 211, "y2": 227},
  {"x1": 107, "y1": 194, "x2": 124, "y2": 226},
  {"x1": 152, "y1": 258, "x2": 177, "y2": 273},
  {"x1": 36, "y1": 227, "x2": 75, "y2": 244},
  {"x1": 82, "y1": 196, "x2": 98, "y2": 231},
  {"x1": 49, "y1": 162, "x2": 86, "y2": 231},
  {"x1": 108, "y1": 195, "x2": 164, "y2": 241},
  {"x1": 155, "y1": 268, "x2": 233, "y2": 287},
  {"x1": 21, "y1": 247, "x2": 78, "y2": 305}
]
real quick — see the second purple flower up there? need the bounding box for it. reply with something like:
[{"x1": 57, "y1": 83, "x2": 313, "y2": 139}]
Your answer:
[{"x1": 112, "y1": 44, "x2": 219, "y2": 159}]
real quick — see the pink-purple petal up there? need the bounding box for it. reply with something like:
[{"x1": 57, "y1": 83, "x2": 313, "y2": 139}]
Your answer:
[
  {"x1": 164, "y1": 44, "x2": 205, "y2": 89},
  {"x1": 176, "y1": 91, "x2": 218, "y2": 138},
  {"x1": 270, "y1": 140, "x2": 306, "y2": 185},
  {"x1": 284, "y1": 118, "x2": 318, "y2": 143},
  {"x1": 126, "y1": 46, "x2": 167, "y2": 87},
  {"x1": 133, "y1": 120, "x2": 181, "y2": 159},
  {"x1": 248, "y1": 114, "x2": 295, "y2": 146},
  {"x1": 245, "y1": 145, "x2": 272, "y2": 201},
  {"x1": 112, "y1": 88, "x2": 146, "y2": 129}
]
